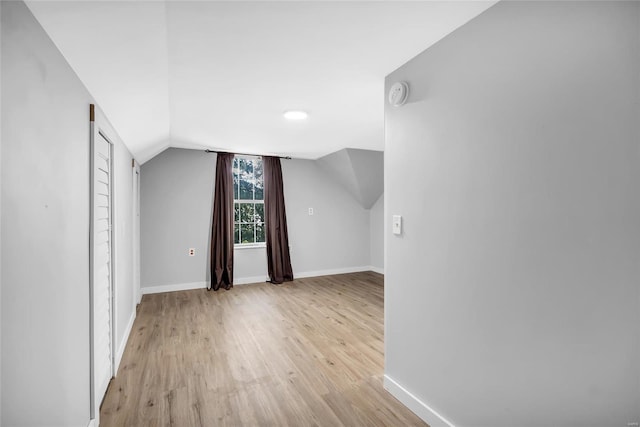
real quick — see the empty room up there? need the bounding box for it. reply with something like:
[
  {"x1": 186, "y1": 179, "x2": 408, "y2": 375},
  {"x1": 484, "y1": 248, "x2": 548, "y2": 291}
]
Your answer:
[{"x1": 1, "y1": 1, "x2": 639, "y2": 426}]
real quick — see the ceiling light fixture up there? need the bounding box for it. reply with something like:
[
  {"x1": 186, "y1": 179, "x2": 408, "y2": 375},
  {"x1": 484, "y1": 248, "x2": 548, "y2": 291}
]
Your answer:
[{"x1": 283, "y1": 110, "x2": 308, "y2": 120}]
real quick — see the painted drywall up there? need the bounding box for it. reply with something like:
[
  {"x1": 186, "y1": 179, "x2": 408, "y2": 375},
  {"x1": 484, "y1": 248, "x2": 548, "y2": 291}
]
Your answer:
[
  {"x1": 316, "y1": 148, "x2": 383, "y2": 209},
  {"x1": 141, "y1": 148, "x2": 216, "y2": 289},
  {"x1": 1, "y1": 2, "x2": 137, "y2": 425},
  {"x1": 1, "y1": 2, "x2": 92, "y2": 424},
  {"x1": 349, "y1": 149, "x2": 384, "y2": 209},
  {"x1": 369, "y1": 193, "x2": 383, "y2": 273},
  {"x1": 283, "y1": 158, "x2": 370, "y2": 275},
  {"x1": 385, "y1": 2, "x2": 640, "y2": 426},
  {"x1": 140, "y1": 148, "x2": 372, "y2": 290}
]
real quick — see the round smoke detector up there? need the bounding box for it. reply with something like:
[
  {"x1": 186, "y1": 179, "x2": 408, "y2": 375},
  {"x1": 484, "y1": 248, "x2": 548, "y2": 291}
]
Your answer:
[{"x1": 388, "y1": 81, "x2": 409, "y2": 107}]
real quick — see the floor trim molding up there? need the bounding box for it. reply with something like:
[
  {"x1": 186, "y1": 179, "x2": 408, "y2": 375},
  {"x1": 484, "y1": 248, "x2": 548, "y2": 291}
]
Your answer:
[
  {"x1": 141, "y1": 281, "x2": 208, "y2": 295},
  {"x1": 383, "y1": 375, "x2": 455, "y2": 427},
  {"x1": 369, "y1": 265, "x2": 384, "y2": 275},
  {"x1": 140, "y1": 267, "x2": 383, "y2": 295},
  {"x1": 114, "y1": 310, "x2": 136, "y2": 375},
  {"x1": 295, "y1": 265, "x2": 373, "y2": 279},
  {"x1": 234, "y1": 275, "x2": 268, "y2": 285}
]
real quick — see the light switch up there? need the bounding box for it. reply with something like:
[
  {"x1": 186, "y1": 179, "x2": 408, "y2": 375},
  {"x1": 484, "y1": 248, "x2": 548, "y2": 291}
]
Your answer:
[{"x1": 392, "y1": 215, "x2": 402, "y2": 235}]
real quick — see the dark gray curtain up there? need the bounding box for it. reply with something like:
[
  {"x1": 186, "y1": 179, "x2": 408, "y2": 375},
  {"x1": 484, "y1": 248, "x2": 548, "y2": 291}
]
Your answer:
[
  {"x1": 210, "y1": 152, "x2": 234, "y2": 290},
  {"x1": 263, "y1": 156, "x2": 294, "y2": 284}
]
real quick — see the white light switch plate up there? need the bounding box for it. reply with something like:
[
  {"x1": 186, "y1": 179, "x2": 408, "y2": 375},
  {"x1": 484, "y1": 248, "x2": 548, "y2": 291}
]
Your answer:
[{"x1": 392, "y1": 215, "x2": 402, "y2": 235}]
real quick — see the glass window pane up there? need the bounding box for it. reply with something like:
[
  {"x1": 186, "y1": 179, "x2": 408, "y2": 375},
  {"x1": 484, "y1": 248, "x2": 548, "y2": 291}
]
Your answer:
[
  {"x1": 256, "y1": 222, "x2": 265, "y2": 243},
  {"x1": 240, "y1": 224, "x2": 255, "y2": 244},
  {"x1": 244, "y1": 158, "x2": 254, "y2": 175},
  {"x1": 254, "y1": 160, "x2": 264, "y2": 200},
  {"x1": 233, "y1": 158, "x2": 240, "y2": 199},
  {"x1": 255, "y1": 203, "x2": 264, "y2": 223},
  {"x1": 234, "y1": 223, "x2": 240, "y2": 244},
  {"x1": 234, "y1": 203, "x2": 239, "y2": 222},
  {"x1": 238, "y1": 158, "x2": 248, "y2": 199},
  {"x1": 233, "y1": 173, "x2": 239, "y2": 199},
  {"x1": 239, "y1": 203, "x2": 254, "y2": 223},
  {"x1": 239, "y1": 174, "x2": 253, "y2": 201}
]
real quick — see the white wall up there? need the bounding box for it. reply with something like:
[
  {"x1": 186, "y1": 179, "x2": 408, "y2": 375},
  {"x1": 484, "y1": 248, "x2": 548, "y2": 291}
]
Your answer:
[
  {"x1": 385, "y1": 2, "x2": 640, "y2": 426},
  {"x1": 140, "y1": 149, "x2": 373, "y2": 291},
  {"x1": 369, "y1": 193, "x2": 383, "y2": 273},
  {"x1": 1, "y1": 2, "x2": 137, "y2": 424}
]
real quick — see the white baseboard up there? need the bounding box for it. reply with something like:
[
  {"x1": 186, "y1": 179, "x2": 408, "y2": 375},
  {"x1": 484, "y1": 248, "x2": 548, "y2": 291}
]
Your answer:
[
  {"x1": 114, "y1": 310, "x2": 136, "y2": 375},
  {"x1": 235, "y1": 267, "x2": 380, "y2": 284},
  {"x1": 384, "y1": 375, "x2": 455, "y2": 427},
  {"x1": 140, "y1": 267, "x2": 383, "y2": 295},
  {"x1": 295, "y1": 265, "x2": 372, "y2": 279},
  {"x1": 141, "y1": 281, "x2": 207, "y2": 295},
  {"x1": 235, "y1": 275, "x2": 268, "y2": 285},
  {"x1": 368, "y1": 265, "x2": 384, "y2": 275}
]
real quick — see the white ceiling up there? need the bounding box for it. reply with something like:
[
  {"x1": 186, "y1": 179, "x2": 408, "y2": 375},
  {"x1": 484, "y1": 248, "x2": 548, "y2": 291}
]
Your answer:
[{"x1": 26, "y1": 1, "x2": 495, "y2": 163}]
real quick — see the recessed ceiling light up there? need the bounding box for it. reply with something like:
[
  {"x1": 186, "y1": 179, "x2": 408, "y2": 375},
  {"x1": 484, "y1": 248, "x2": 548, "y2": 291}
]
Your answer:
[{"x1": 283, "y1": 110, "x2": 308, "y2": 120}]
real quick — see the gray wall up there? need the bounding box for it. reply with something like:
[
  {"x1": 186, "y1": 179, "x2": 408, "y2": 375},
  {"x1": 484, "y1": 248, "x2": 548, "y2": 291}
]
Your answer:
[
  {"x1": 385, "y1": 2, "x2": 640, "y2": 426},
  {"x1": 2, "y1": 2, "x2": 91, "y2": 424},
  {"x1": 317, "y1": 148, "x2": 384, "y2": 209},
  {"x1": 141, "y1": 149, "x2": 374, "y2": 290},
  {"x1": 283, "y1": 158, "x2": 370, "y2": 275},
  {"x1": 1, "y1": 2, "x2": 137, "y2": 424},
  {"x1": 369, "y1": 194, "x2": 384, "y2": 272},
  {"x1": 141, "y1": 148, "x2": 216, "y2": 288}
]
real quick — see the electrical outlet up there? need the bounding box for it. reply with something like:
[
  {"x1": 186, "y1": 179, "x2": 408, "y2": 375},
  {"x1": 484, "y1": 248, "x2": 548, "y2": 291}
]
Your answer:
[
  {"x1": 627, "y1": 423, "x2": 639, "y2": 427},
  {"x1": 308, "y1": 207, "x2": 314, "y2": 216},
  {"x1": 188, "y1": 248, "x2": 195, "y2": 256}
]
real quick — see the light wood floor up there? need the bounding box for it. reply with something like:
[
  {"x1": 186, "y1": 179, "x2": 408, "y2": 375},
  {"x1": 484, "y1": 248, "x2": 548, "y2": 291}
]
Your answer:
[{"x1": 101, "y1": 272, "x2": 427, "y2": 426}]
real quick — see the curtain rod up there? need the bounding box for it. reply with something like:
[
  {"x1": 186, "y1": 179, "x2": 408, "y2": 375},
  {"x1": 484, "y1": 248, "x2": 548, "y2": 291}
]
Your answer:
[{"x1": 205, "y1": 149, "x2": 291, "y2": 160}]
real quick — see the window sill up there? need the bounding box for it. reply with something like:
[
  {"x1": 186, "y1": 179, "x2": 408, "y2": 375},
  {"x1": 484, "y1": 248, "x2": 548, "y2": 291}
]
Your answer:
[{"x1": 234, "y1": 243, "x2": 266, "y2": 250}]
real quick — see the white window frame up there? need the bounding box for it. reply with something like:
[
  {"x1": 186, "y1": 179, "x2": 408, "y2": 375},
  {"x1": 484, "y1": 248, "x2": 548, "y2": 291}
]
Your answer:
[{"x1": 233, "y1": 155, "x2": 266, "y2": 248}]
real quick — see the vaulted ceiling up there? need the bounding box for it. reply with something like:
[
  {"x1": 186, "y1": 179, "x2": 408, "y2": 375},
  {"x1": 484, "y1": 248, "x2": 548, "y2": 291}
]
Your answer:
[{"x1": 26, "y1": 1, "x2": 495, "y2": 163}]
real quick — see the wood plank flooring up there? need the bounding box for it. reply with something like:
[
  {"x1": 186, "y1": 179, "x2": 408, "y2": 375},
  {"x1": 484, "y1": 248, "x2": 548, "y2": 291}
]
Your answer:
[{"x1": 100, "y1": 272, "x2": 427, "y2": 427}]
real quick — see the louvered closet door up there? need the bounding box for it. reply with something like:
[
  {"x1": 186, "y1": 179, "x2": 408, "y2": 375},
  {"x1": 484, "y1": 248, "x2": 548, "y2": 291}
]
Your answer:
[{"x1": 93, "y1": 131, "x2": 113, "y2": 404}]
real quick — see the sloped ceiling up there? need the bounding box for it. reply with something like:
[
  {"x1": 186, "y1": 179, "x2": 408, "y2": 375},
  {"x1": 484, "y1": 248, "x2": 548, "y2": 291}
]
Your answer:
[
  {"x1": 25, "y1": 1, "x2": 496, "y2": 163},
  {"x1": 317, "y1": 148, "x2": 383, "y2": 209}
]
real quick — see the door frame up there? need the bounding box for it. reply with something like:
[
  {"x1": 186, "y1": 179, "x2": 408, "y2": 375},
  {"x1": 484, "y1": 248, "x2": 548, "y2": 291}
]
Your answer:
[
  {"x1": 89, "y1": 104, "x2": 116, "y2": 424},
  {"x1": 132, "y1": 161, "x2": 141, "y2": 305}
]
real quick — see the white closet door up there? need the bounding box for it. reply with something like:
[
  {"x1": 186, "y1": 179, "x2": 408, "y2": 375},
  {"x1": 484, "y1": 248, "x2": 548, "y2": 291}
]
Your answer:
[{"x1": 92, "y1": 131, "x2": 113, "y2": 407}]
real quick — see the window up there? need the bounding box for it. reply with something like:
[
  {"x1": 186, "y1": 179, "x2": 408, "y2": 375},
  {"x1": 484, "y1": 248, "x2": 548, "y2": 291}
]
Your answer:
[{"x1": 233, "y1": 156, "x2": 265, "y2": 246}]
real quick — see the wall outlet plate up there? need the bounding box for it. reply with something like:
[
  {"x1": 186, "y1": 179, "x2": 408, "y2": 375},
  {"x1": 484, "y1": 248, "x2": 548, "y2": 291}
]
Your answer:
[{"x1": 188, "y1": 248, "x2": 195, "y2": 256}]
